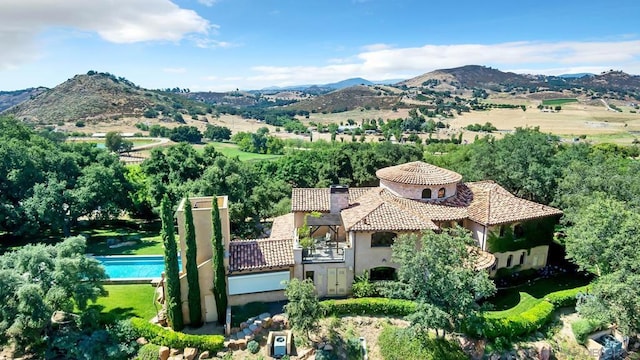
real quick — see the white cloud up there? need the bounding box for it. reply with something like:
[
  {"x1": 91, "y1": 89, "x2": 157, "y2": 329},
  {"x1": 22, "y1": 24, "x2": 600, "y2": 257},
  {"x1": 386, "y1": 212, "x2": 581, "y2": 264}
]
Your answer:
[
  {"x1": 198, "y1": 0, "x2": 217, "y2": 6},
  {"x1": 239, "y1": 39, "x2": 640, "y2": 89},
  {"x1": 163, "y1": 67, "x2": 187, "y2": 73},
  {"x1": 0, "y1": 0, "x2": 214, "y2": 69}
]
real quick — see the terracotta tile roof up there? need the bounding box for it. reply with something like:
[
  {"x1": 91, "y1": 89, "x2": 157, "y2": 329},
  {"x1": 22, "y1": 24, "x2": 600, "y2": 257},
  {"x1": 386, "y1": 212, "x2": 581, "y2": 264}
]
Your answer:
[
  {"x1": 376, "y1": 161, "x2": 462, "y2": 185},
  {"x1": 269, "y1": 213, "x2": 294, "y2": 240},
  {"x1": 466, "y1": 181, "x2": 563, "y2": 225},
  {"x1": 291, "y1": 187, "x2": 371, "y2": 212},
  {"x1": 469, "y1": 246, "x2": 496, "y2": 271},
  {"x1": 341, "y1": 188, "x2": 439, "y2": 231},
  {"x1": 229, "y1": 238, "x2": 294, "y2": 272}
]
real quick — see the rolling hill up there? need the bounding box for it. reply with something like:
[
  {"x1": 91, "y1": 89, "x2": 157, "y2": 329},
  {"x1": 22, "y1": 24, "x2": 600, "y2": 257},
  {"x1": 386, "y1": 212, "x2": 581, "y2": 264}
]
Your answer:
[
  {"x1": 0, "y1": 88, "x2": 48, "y2": 112},
  {"x1": 286, "y1": 85, "x2": 401, "y2": 113}
]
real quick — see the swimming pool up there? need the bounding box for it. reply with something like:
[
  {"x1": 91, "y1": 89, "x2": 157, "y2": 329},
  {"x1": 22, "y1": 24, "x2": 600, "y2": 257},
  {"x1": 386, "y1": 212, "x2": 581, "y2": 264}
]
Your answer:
[{"x1": 95, "y1": 255, "x2": 182, "y2": 282}]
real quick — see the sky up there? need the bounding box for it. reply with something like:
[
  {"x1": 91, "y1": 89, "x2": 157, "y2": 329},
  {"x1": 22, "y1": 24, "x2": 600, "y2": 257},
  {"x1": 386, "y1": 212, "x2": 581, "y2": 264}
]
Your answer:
[{"x1": 1, "y1": 0, "x2": 640, "y2": 91}]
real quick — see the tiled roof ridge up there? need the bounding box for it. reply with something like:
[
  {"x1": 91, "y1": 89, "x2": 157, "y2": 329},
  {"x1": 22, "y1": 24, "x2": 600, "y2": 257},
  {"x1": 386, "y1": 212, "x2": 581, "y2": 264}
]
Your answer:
[
  {"x1": 376, "y1": 161, "x2": 463, "y2": 185},
  {"x1": 379, "y1": 189, "x2": 443, "y2": 225},
  {"x1": 343, "y1": 188, "x2": 387, "y2": 230}
]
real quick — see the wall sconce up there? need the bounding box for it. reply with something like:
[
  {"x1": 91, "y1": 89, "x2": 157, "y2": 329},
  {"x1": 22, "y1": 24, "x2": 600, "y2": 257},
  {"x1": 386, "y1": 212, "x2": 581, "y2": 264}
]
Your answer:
[{"x1": 382, "y1": 258, "x2": 387, "y2": 263}]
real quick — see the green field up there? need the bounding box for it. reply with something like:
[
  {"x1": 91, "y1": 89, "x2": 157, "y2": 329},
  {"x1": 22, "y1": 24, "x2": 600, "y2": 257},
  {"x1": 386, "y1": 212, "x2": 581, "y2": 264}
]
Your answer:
[
  {"x1": 90, "y1": 284, "x2": 159, "y2": 322},
  {"x1": 202, "y1": 142, "x2": 282, "y2": 161},
  {"x1": 541, "y1": 98, "x2": 578, "y2": 106}
]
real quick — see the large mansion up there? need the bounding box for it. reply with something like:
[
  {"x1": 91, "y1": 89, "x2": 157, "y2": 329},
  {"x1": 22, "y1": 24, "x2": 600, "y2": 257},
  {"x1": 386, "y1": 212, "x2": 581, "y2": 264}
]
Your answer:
[{"x1": 171, "y1": 161, "x2": 562, "y2": 324}]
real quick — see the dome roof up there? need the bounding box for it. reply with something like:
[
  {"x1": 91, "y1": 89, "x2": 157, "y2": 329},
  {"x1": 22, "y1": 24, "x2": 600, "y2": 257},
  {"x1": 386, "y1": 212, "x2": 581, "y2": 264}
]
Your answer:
[{"x1": 376, "y1": 161, "x2": 463, "y2": 185}]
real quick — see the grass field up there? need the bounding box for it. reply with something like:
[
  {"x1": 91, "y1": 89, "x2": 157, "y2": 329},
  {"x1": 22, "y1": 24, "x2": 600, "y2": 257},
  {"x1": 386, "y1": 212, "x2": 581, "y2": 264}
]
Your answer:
[
  {"x1": 90, "y1": 284, "x2": 159, "y2": 322},
  {"x1": 83, "y1": 221, "x2": 163, "y2": 256},
  {"x1": 197, "y1": 142, "x2": 282, "y2": 161},
  {"x1": 484, "y1": 275, "x2": 591, "y2": 318},
  {"x1": 542, "y1": 98, "x2": 579, "y2": 106}
]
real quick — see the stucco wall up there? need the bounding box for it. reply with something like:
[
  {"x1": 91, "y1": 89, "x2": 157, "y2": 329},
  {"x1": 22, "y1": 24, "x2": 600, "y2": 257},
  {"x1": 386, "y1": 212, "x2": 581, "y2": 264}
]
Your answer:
[
  {"x1": 301, "y1": 263, "x2": 354, "y2": 298},
  {"x1": 229, "y1": 290, "x2": 287, "y2": 306},
  {"x1": 179, "y1": 258, "x2": 217, "y2": 324},
  {"x1": 352, "y1": 231, "x2": 403, "y2": 276},
  {"x1": 379, "y1": 179, "x2": 457, "y2": 200},
  {"x1": 489, "y1": 245, "x2": 549, "y2": 275}
]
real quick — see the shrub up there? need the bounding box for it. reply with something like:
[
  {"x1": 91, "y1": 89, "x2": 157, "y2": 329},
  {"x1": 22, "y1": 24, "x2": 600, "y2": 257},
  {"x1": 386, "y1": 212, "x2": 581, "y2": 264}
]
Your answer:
[
  {"x1": 315, "y1": 349, "x2": 337, "y2": 360},
  {"x1": 467, "y1": 301, "x2": 555, "y2": 339},
  {"x1": 247, "y1": 340, "x2": 259, "y2": 354},
  {"x1": 136, "y1": 343, "x2": 161, "y2": 360},
  {"x1": 351, "y1": 273, "x2": 377, "y2": 298},
  {"x1": 320, "y1": 298, "x2": 416, "y2": 317},
  {"x1": 75, "y1": 120, "x2": 86, "y2": 127},
  {"x1": 544, "y1": 285, "x2": 589, "y2": 307},
  {"x1": 130, "y1": 318, "x2": 224, "y2": 353},
  {"x1": 571, "y1": 318, "x2": 605, "y2": 344}
]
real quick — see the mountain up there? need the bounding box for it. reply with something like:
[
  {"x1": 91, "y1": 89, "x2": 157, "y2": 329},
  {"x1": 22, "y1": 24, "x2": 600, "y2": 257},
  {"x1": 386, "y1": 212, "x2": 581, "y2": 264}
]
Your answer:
[
  {"x1": 558, "y1": 73, "x2": 594, "y2": 79},
  {"x1": 258, "y1": 77, "x2": 402, "y2": 93},
  {"x1": 324, "y1": 77, "x2": 374, "y2": 89},
  {"x1": 2, "y1": 71, "x2": 210, "y2": 124},
  {"x1": 574, "y1": 70, "x2": 640, "y2": 92},
  {"x1": 0, "y1": 87, "x2": 48, "y2": 112},
  {"x1": 400, "y1": 65, "x2": 532, "y2": 89},
  {"x1": 286, "y1": 85, "x2": 401, "y2": 113}
]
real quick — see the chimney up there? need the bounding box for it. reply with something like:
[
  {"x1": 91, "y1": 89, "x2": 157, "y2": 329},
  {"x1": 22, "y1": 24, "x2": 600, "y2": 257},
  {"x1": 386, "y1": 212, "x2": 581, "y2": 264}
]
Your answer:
[{"x1": 330, "y1": 185, "x2": 349, "y2": 213}]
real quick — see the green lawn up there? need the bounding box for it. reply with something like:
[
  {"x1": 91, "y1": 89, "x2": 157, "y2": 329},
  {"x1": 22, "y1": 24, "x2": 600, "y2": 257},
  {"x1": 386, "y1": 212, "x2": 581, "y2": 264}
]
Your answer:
[
  {"x1": 83, "y1": 221, "x2": 164, "y2": 255},
  {"x1": 203, "y1": 142, "x2": 282, "y2": 161},
  {"x1": 484, "y1": 274, "x2": 591, "y2": 317},
  {"x1": 89, "y1": 284, "x2": 159, "y2": 322},
  {"x1": 541, "y1": 98, "x2": 578, "y2": 106}
]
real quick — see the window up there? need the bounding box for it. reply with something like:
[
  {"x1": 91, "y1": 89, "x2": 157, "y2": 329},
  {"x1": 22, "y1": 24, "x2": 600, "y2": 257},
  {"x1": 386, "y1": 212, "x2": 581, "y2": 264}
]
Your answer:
[
  {"x1": 437, "y1": 187, "x2": 446, "y2": 198},
  {"x1": 491, "y1": 259, "x2": 498, "y2": 271},
  {"x1": 506, "y1": 255, "x2": 513, "y2": 267},
  {"x1": 421, "y1": 188, "x2": 432, "y2": 199},
  {"x1": 305, "y1": 271, "x2": 315, "y2": 282},
  {"x1": 371, "y1": 232, "x2": 397, "y2": 247},
  {"x1": 514, "y1": 224, "x2": 524, "y2": 238},
  {"x1": 499, "y1": 225, "x2": 505, "y2": 237},
  {"x1": 370, "y1": 267, "x2": 396, "y2": 281},
  {"x1": 519, "y1": 252, "x2": 526, "y2": 265}
]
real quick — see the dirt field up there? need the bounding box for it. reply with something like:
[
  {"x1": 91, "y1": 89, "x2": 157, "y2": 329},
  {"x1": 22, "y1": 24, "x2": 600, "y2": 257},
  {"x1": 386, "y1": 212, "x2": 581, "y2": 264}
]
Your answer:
[{"x1": 63, "y1": 100, "x2": 640, "y2": 147}]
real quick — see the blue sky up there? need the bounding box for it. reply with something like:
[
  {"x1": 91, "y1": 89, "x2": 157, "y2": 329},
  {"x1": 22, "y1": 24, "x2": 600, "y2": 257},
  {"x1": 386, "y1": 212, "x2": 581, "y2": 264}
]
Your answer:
[{"x1": 1, "y1": 0, "x2": 640, "y2": 91}]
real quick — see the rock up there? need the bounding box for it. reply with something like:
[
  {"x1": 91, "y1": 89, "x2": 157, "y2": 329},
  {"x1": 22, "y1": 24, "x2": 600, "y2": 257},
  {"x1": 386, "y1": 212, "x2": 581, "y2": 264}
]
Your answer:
[
  {"x1": 198, "y1": 351, "x2": 210, "y2": 360},
  {"x1": 174, "y1": 354, "x2": 184, "y2": 360},
  {"x1": 244, "y1": 333, "x2": 255, "y2": 341},
  {"x1": 249, "y1": 324, "x2": 262, "y2": 334},
  {"x1": 489, "y1": 353, "x2": 500, "y2": 360},
  {"x1": 183, "y1": 347, "x2": 197, "y2": 360},
  {"x1": 136, "y1": 337, "x2": 148, "y2": 345},
  {"x1": 258, "y1": 312, "x2": 271, "y2": 320},
  {"x1": 263, "y1": 317, "x2": 272, "y2": 328},
  {"x1": 324, "y1": 344, "x2": 334, "y2": 352},
  {"x1": 240, "y1": 321, "x2": 248, "y2": 330},
  {"x1": 227, "y1": 340, "x2": 238, "y2": 351},
  {"x1": 272, "y1": 314, "x2": 286, "y2": 324},
  {"x1": 243, "y1": 328, "x2": 252, "y2": 337},
  {"x1": 317, "y1": 342, "x2": 325, "y2": 349},
  {"x1": 159, "y1": 346, "x2": 170, "y2": 360},
  {"x1": 538, "y1": 344, "x2": 551, "y2": 360},
  {"x1": 170, "y1": 348, "x2": 180, "y2": 356},
  {"x1": 237, "y1": 338, "x2": 247, "y2": 350},
  {"x1": 230, "y1": 327, "x2": 240, "y2": 334},
  {"x1": 235, "y1": 331, "x2": 244, "y2": 340}
]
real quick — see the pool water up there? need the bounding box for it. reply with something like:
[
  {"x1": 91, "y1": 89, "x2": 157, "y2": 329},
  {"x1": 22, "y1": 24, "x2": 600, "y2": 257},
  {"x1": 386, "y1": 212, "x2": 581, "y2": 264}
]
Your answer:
[{"x1": 95, "y1": 255, "x2": 182, "y2": 280}]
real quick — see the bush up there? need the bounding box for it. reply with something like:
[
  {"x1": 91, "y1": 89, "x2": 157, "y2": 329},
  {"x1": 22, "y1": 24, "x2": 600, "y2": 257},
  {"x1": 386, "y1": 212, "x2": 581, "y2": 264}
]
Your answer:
[
  {"x1": 315, "y1": 349, "x2": 337, "y2": 360},
  {"x1": 571, "y1": 318, "x2": 605, "y2": 344},
  {"x1": 136, "y1": 343, "x2": 160, "y2": 360},
  {"x1": 247, "y1": 340, "x2": 259, "y2": 354},
  {"x1": 467, "y1": 301, "x2": 555, "y2": 339},
  {"x1": 320, "y1": 298, "x2": 416, "y2": 317},
  {"x1": 544, "y1": 285, "x2": 589, "y2": 307},
  {"x1": 351, "y1": 273, "x2": 377, "y2": 298},
  {"x1": 130, "y1": 318, "x2": 224, "y2": 353},
  {"x1": 75, "y1": 120, "x2": 86, "y2": 127}
]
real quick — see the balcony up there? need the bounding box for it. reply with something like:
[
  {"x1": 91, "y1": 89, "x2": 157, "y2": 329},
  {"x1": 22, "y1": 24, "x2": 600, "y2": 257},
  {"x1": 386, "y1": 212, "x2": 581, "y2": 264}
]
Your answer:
[{"x1": 301, "y1": 239, "x2": 348, "y2": 263}]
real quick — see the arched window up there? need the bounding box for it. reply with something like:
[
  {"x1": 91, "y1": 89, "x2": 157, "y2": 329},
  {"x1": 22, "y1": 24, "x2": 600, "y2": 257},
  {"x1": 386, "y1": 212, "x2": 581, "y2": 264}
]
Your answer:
[
  {"x1": 370, "y1": 267, "x2": 396, "y2": 281},
  {"x1": 371, "y1": 232, "x2": 397, "y2": 247},
  {"x1": 519, "y1": 252, "x2": 526, "y2": 265},
  {"x1": 514, "y1": 224, "x2": 524, "y2": 238},
  {"x1": 421, "y1": 188, "x2": 432, "y2": 199},
  {"x1": 437, "y1": 187, "x2": 446, "y2": 198},
  {"x1": 506, "y1": 255, "x2": 513, "y2": 267}
]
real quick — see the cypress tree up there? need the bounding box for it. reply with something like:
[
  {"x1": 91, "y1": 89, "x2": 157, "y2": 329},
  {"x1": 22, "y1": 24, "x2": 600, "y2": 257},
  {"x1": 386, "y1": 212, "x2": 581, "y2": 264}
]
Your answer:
[
  {"x1": 160, "y1": 195, "x2": 183, "y2": 331},
  {"x1": 184, "y1": 196, "x2": 203, "y2": 326},
  {"x1": 211, "y1": 195, "x2": 228, "y2": 324}
]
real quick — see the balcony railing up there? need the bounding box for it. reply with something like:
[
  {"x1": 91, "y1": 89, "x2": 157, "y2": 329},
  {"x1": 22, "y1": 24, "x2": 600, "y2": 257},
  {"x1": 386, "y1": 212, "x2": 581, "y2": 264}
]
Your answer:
[{"x1": 302, "y1": 242, "x2": 346, "y2": 263}]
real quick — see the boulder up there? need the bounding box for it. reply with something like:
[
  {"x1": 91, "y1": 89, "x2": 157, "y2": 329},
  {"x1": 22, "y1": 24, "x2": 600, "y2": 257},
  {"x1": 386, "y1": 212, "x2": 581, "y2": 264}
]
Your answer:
[
  {"x1": 243, "y1": 328, "x2": 252, "y2": 337},
  {"x1": 258, "y1": 312, "x2": 271, "y2": 320},
  {"x1": 136, "y1": 337, "x2": 148, "y2": 345},
  {"x1": 227, "y1": 340, "x2": 238, "y2": 351},
  {"x1": 170, "y1": 348, "x2": 180, "y2": 356},
  {"x1": 272, "y1": 315, "x2": 286, "y2": 324},
  {"x1": 198, "y1": 351, "x2": 210, "y2": 360},
  {"x1": 237, "y1": 338, "x2": 247, "y2": 350},
  {"x1": 183, "y1": 347, "x2": 197, "y2": 360},
  {"x1": 537, "y1": 344, "x2": 551, "y2": 360},
  {"x1": 239, "y1": 321, "x2": 248, "y2": 330},
  {"x1": 324, "y1": 344, "x2": 334, "y2": 352},
  {"x1": 159, "y1": 346, "x2": 170, "y2": 360},
  {"x1": 174, "y1": 354, "x2": 184, "y2": 360}
]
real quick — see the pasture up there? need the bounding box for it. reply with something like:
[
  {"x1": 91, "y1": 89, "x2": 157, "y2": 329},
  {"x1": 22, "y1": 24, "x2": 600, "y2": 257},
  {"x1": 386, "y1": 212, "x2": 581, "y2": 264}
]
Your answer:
[{"x1": 541, "y1": 98, "x2": 579, "y2": 106}]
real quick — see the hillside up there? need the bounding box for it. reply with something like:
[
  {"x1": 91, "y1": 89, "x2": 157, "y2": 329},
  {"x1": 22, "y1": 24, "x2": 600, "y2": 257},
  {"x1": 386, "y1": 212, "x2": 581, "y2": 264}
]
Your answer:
[
  {"x1": 0, "y1": 87, "x2": 47, "y2": 112},
  {"x1": 575, "y1": 70, "x2": 640, "y2": 92},
  {"x1": 2, "y1": 72, "x2": 209, "y2": 124},
  {"x1": 286, "y1": 85, "x2": 401, "y2": 113},
  {"x1": 400, "y1": 65, "x2": 534, "y2": 89}
]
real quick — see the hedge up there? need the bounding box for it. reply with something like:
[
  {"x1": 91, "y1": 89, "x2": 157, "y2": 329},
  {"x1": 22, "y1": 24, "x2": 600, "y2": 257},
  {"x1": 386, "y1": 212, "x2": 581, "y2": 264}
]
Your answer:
[
  {"x1": 320, "y1": 297, "x2": 416, "y2": 317},
  {"x1": 130, "y1": 318, "x2": 224, "y2": 353},
  {"x1": 544, "y1": 285, "x2": 589, "y2": 307}
]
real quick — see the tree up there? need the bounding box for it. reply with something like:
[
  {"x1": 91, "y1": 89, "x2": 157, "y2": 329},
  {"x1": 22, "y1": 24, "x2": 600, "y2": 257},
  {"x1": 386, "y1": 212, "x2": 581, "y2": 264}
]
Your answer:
[
  {"x1": 211, "y1": 195, "x2": 227, "y2": 324},
  {"x1": 183, "y1": 196, "x2": 202, "y2": 326},
  {"x1": 204, "y1": 125, "x2": 232, "y2": 142},
  {"x1": 386, "y1": 229, "x2": 496, "y2": 336},
  {"x1": 105, "y1": 131, "x2": 133, "y2": 153},
  {"x1": 566, "y1": 198, "x2": 640, "y2": 334},
  {"x1": 161, "y1": 195, "x2": 183, "y2": 330},
  {"x1": 0, "y1": 236, "x2": 107, "y2": 349},
  {"x1": 283, "y1": 278, "x2": 321, "y2": 339}
]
